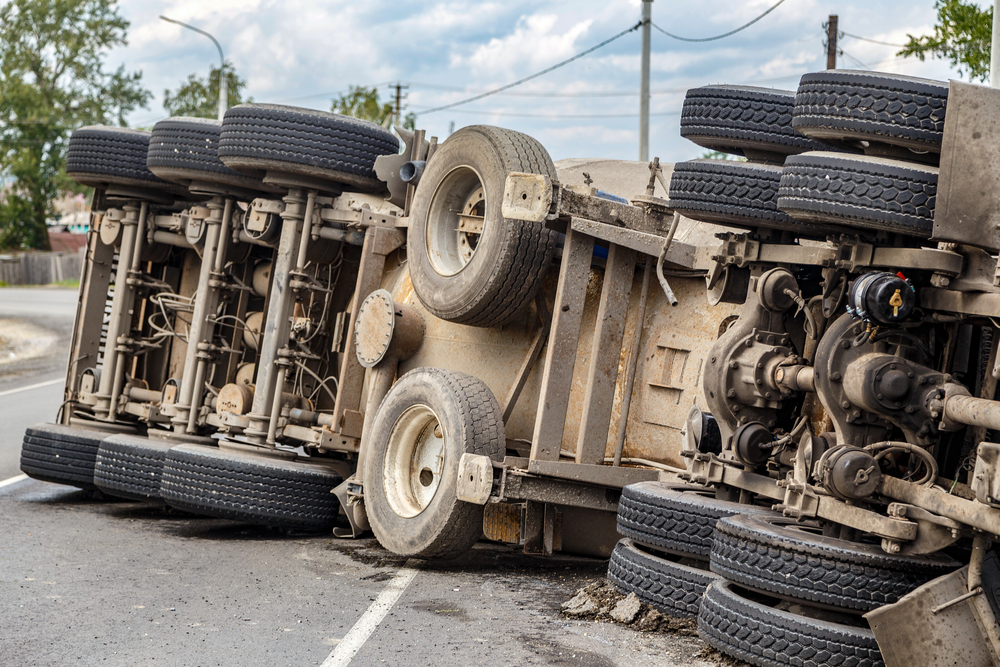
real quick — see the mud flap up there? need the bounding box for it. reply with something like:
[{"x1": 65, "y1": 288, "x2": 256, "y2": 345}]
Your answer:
[
  {"x1": 865, "y1": 562, "x2": 1000, "y2": 667},
  {"x1": 331, "y1": 477, "x2": 371, "y2": 538}
]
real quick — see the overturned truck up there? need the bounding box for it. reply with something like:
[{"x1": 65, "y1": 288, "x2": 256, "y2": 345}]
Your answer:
[{"x1": 20, "y1": 70, "x2": 1000, "y2": 666}]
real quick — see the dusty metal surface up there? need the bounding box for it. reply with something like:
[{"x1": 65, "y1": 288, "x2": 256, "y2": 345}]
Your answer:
[
  {"x1": 934, "y1": 80, "x2": 1000, "y2": 252},
  {"x1": 866, "y1": 567, "x2": 1000, "y2": 667}
]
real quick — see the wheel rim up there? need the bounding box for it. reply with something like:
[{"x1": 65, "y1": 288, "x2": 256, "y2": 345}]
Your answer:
[
  {"x1": 425, "y1": 166, "x2": 486, "y2": 277},
  {"x1": 382, "y1": 404, "x2": 447, "y2": 518}
]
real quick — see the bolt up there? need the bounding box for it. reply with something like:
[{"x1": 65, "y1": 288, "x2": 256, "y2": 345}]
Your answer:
[
  {"x1": 767, "y1": 419, "x2": 776, "y2": 427},
  {"x1": 905, "y1": 406, "x2": 917, "y2": 414},
  {"x1": 756, "y1": 379, "x2": 762, "y2": 385},
  {"x1": 764, "y1": 391, "x2": 772, "y2": 399},
  {"x1": 890, "y1": 364, "x2": 896, "y2": 370},
  {"x1": 831, "y1": 371, "x2": 842, "y2": 381},
  {"x1": 842, "y1": 341, "x2": 851, "y2": 349},
  {"x1": 756, "y1": 362, "x2": 763, "y2": 369},
  {"x1": 730, "y1": 361, "x2": 739, "y2": 369},
  {"x1": 877, "y1": 393, "x2": 883, "y2": 400},
  {"x1": 842, "y1": 401, "x2": 851, "y2": 409},
  {"x1": 727, "y1": 389, "x2": 736, "y2": 398},
  {"x1": 907, "y1": 372, "x2": 914, "y2": 378},
  {"x1": 853, "y1": 410, "x2": 860, "y2": 418},
  {"x1": 733, "y1": 405, "x2": 741, "y2": 413},
  {"x1": 746, "y1": 340, "x2": 754, "y2": 347}
]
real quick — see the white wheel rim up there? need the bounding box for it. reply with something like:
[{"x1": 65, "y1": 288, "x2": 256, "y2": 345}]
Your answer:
[
  {"x1": 382, "y1": 404, "x2": 447, "y2": 518},
  {"x1": 425, "y1": 166, "x2": 486, "y2": 277}
]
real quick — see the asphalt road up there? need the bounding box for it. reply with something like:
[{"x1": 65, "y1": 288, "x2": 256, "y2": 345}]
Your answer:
[{"x1": 0, "y1": 286, "x2": 720, "y2": 667}]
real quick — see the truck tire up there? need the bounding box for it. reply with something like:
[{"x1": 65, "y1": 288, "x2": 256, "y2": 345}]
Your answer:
[
  {"x1": 20, "y1": 423, "x2": 108, "y2": 489},
  {"x1": 66, "y1": 126, "x2": 185, "y2": 194},
  {"x1": 681, "y1": 85, "x2": 835, "y2": 161},
  {"x1": 218, "y1": 104, "x2": 399, "y2": 191},
  {"x1": 777, "y1": 152, "x2": 937, "y2": 237},
  {"x1": 160, "y1": 445, "x2": 343, "y2": 531},
  {"x1": 792, "y1": 70, "x2": 948, "y2": 153},
  {"x1": 607, "y1": 538, "x2": 720, "y2": 618},
  {"x1": 711, "y1": 514, "x2": 958, "y2": 612},
  {"x1": 698, "y1": 580, "x2": 884, "y2": 667},
  {"x1": 147, "y1": 117, "x2": 273, "y2": 193},
  {"x1": 94, "y1": 435, "x2": 174, "y2": 501},
  {"x1": 668, "y1": 160, "x2": 838, "y2": 236},
  {"x1": 363, "y1": 368, "x2": 505, "y2": 560},
  {"x1": 407, "y1": 126, "x2": 558, "y2": 328},
  {"x1": 617, "y1": 481, "x2": 777, "y2": 561}
]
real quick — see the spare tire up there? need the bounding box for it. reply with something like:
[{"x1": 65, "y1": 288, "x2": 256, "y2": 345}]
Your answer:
[
  {"x1": 681, "y1": 85, "x2": 835, "y2": 161},
  {"x1": 407, "y1": 125, "x2": 558, "y2": 328},
  {"x1": 608, "y1": 538, "x2": 719, "y2": 618},
  {"x1": 94, "y1": 435, "x2": 174, "y2": 501},
  {"x1": 792, "y1": 70, "x2": 948, "y2": 153},
  {"x1": 147, "y1": 117, "x2": 274, "y2": 193},
  {"x1": 777, "y1": 152, "x2": 938, "y2": 237},
  {"x1": 668, "y1": 159, "x2": 839, "y2": 236},
  {"x1": 218, "y1": 104, "x2": 399, "y2": 191},
  {"x1": 160, "y1": 444, "x2": 343, "y2": 531},
  {"x1": 66, "y1": 126, "x2": 186, "y2": 195},
  {"x1": 698, "y1": 580, "x2": 884, "y2": 667},
  {"x1": 617, "y1": 481, "x2": 777, "y2": 561},
  {"x1": 711, "y1": 514, "x2": 958, "y2": 612},
  {"x1": 20, "y1": 422, "x2": 109, "y2": 489}
]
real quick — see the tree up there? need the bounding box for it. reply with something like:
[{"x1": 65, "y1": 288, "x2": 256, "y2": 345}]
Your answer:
[
  {"x1": 331, "y1": 85, "x2": 416, "y2": 130},
  {"x1": 0, "y1": 0, "x2": 150, "y2": 250},
  {"x1": 164, "y1": 62, "x2": 249, "y2": 118},
  {"x1": 899, "y1": 0, "x2": 992, "y2": 82}
]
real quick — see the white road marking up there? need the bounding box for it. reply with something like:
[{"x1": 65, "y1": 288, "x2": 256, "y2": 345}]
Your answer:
[
  {"x1": 320, "y1": 560, "x2": 420, "y2": 667},
  {"x1": 0, "y1": 474, "x2": 28, "y2": 489},
  {"x1": 0, "y1": 378, "x2": 62, "y2": 398}
]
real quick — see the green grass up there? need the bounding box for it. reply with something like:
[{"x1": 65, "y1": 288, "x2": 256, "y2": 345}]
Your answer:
[{"x1": 50, "y1": 278, "x2": 80, "y2": 288}]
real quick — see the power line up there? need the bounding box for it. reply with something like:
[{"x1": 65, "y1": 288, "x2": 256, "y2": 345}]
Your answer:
[
  {"x1": 414, "y1": 21, "x2": 643, "y2": 116},
  {"x1": 839, "y1": 31, "x2": 908, "y2": 48},
  {"x1": 839, "y1": 49, "x2": 871, "y2": 70},
  {"x1": 411, "y1": 107, "x2": 681, "y2": 119},
  {"x1": 650, "y1": 0, "x2": 788, "y2": 43}
]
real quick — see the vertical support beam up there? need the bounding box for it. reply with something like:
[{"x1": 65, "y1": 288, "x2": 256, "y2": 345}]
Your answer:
[
  {"x1": 245, "y1": 189, "x2": 306, "y2": 441},
  {"x1": 576, "y1": 245, "x2": 637, "y2": 465},
  {"x1": 529, "y1": 225, "x2": 594, "y2": 462},
  {"x1": 826, "y1": 15, "x2": 838, "y2": 70},
  {"x1": 639, "y1": 0, "x2": 653, "y2": 161},
  {"x1": 172, "y1": 197, "x2": 225, "y2": 433},
  {"x1": 332, "y1": 227, "x2": 395, "y2": 437},
  {"x1": 63, "y1": 221, "x2": 115, "y2": 423},
  {"x1": 993, "y1": 0, "x2": 1000, "y2": 87}
]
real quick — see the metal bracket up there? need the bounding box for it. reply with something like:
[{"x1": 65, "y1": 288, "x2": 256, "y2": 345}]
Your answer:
[
  {"x1": 456, "y1": 453, "x2": 494, "y2": 505},
  {"x1": 711, "y1": 232, "x2": 761, "y2": 269},
  {"x1": 973, "y1": 442, "x2": 1000, "y2": 508},
  {"x1": 775, "y1": 478, "x2": 821, "y2": 520},
  {"x1": 682, "y1": 451, "x2": 728, "y2": 486}
]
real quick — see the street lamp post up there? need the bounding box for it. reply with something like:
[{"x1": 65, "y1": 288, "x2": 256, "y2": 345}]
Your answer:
[{"x1": 160, "y1": 16, "x2": 227, "y2": 121}]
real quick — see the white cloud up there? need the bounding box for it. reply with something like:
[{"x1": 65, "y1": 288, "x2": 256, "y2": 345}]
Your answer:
[
  {"x1": 109, "y1": 0, "x2": 973, "y2": 161},
  {"x1": 458, "y1": 13, "x2": 594, "y2": 78}
]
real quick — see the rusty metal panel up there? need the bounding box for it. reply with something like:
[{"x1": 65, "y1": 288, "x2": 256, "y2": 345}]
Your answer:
[
  {"x1": 866, "y1": 567, "x2": 1000, "y2": 667},
  {"x1": 934, "y1": 80, "x2": 1000, "y2": 251},
  {"x1": 618, "y1": 278, "x2": 741, "y2": 468},
  {"x1": 576, "y1": 244, "x2": 636, "y2": 464},
  {"x1": 500, "y1": 469, "x2": 619, "y2": 512},
  {"x1": 527, "y1": 459, "x2": 658, "y2": 487},
  {"x1": 332, "y1": 228, "x2": 391, "y2": 437},
  {"x1": 529, "y1": 225, "x2": 594, "y2": 462}
]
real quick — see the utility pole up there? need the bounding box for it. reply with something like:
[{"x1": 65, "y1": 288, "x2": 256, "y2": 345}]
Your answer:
[
  {"x1": 991, "y1": 0, "x2": 1000, "y2": 86},
  {"x1": 826, "y1": 15, "x2": 838, "y2": 70},
  {"x1": 392, "y1": 82, "x2": 409, "y2": 128},
  {"x1": 639, "y1": 0, "x2": 653, "y2": 161}
]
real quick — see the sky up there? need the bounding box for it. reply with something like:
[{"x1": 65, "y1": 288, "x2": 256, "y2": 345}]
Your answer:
[{"x1": 108, "y1": 0, "x2": 982, "y2": 163}]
